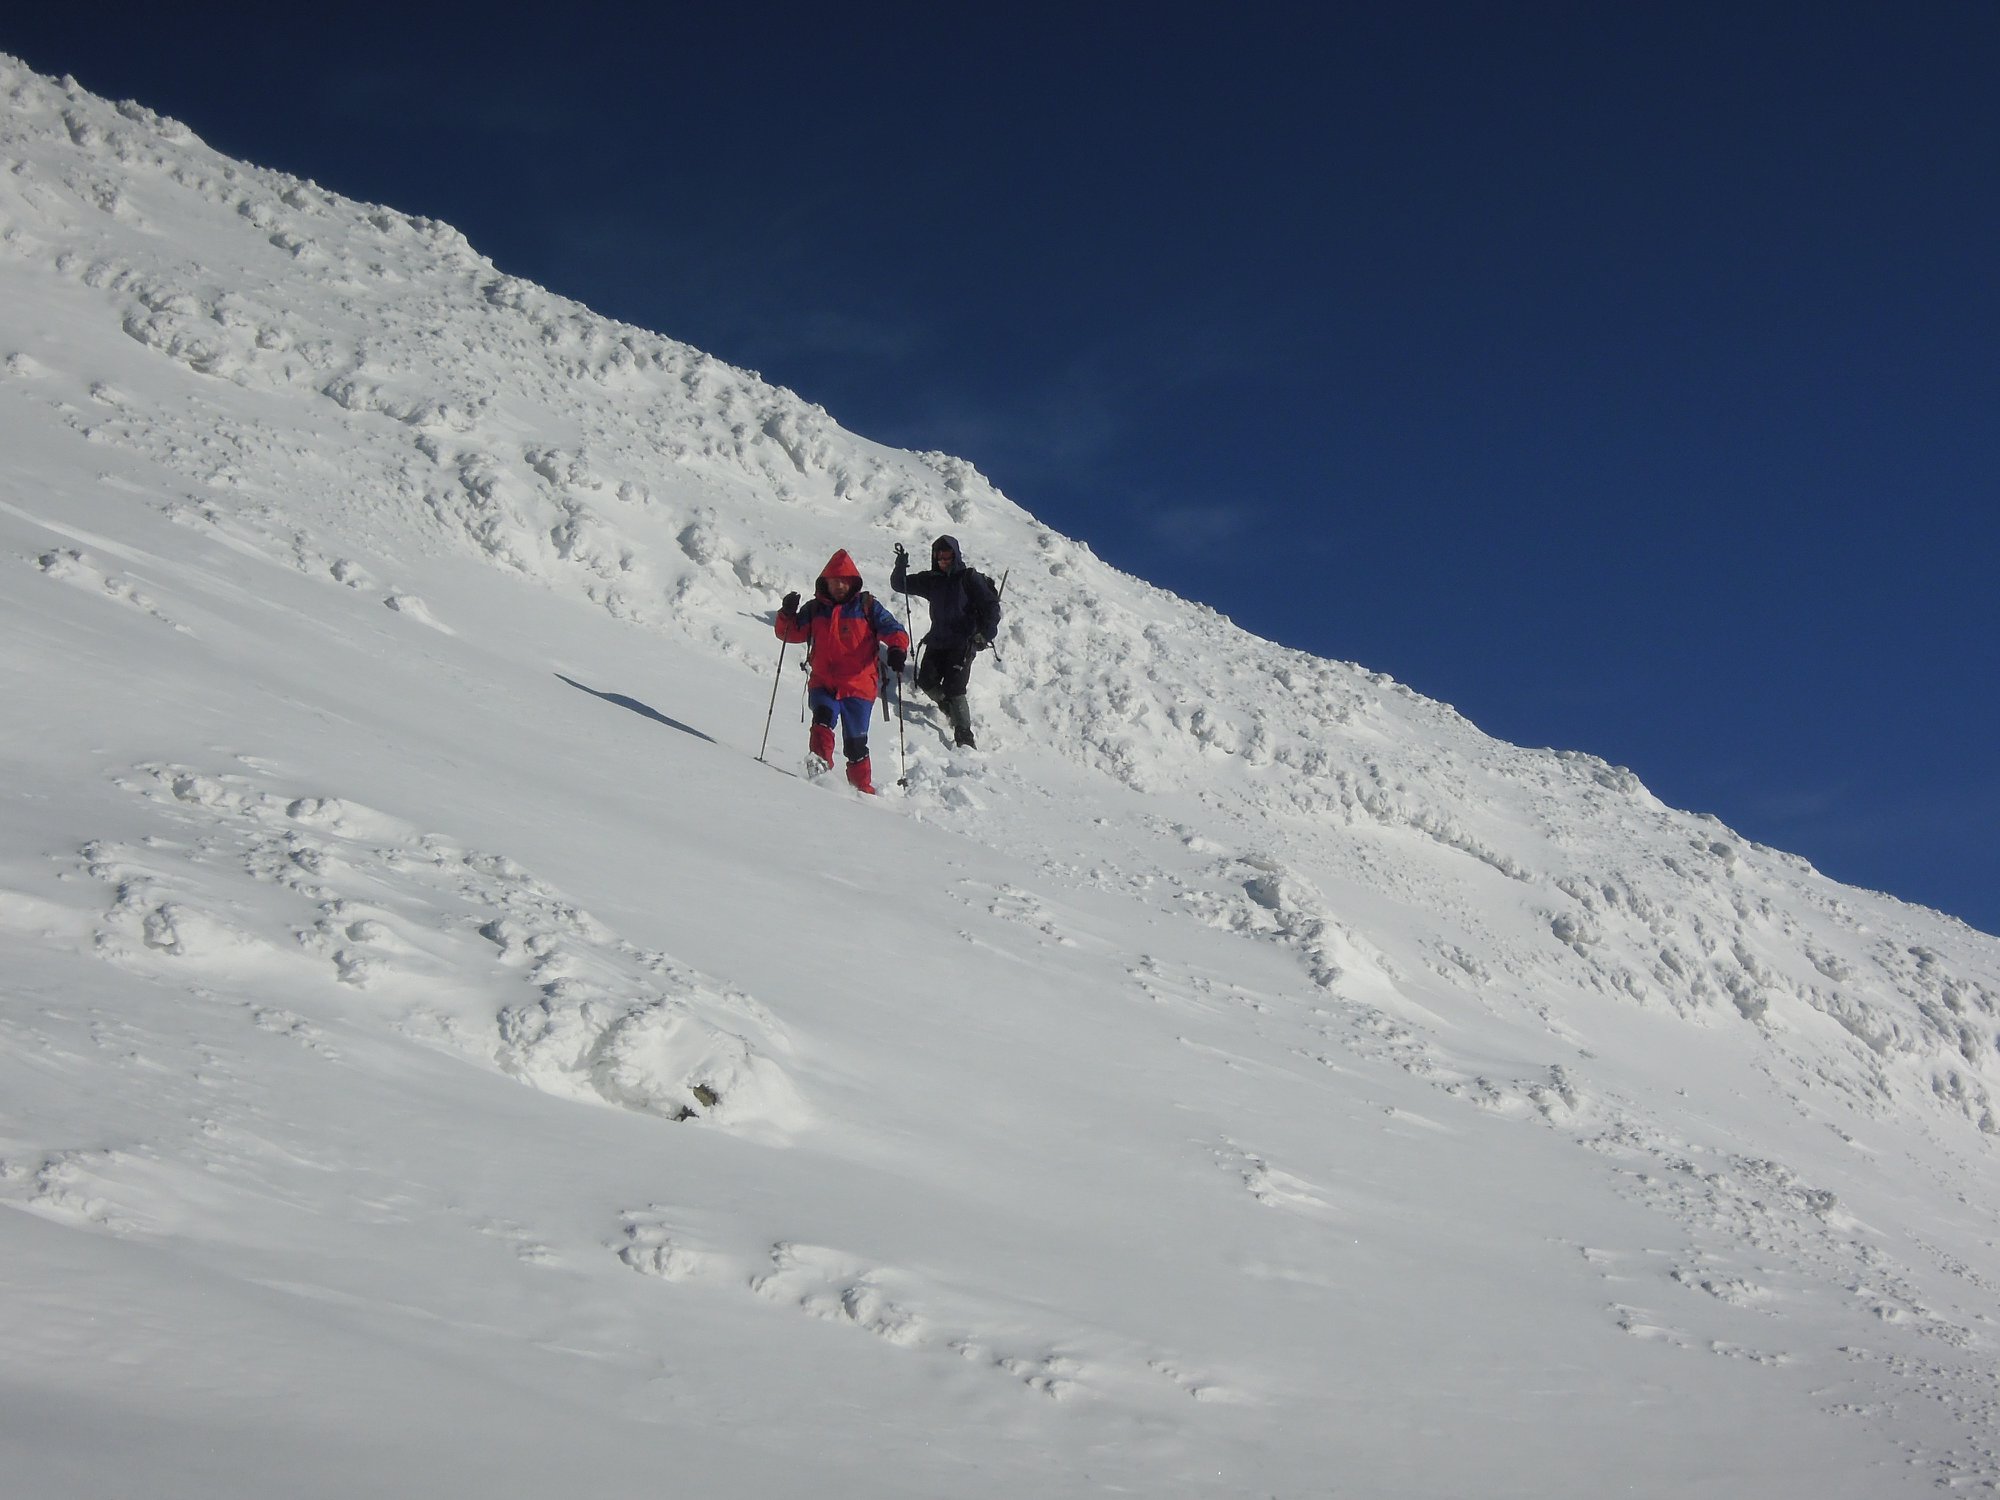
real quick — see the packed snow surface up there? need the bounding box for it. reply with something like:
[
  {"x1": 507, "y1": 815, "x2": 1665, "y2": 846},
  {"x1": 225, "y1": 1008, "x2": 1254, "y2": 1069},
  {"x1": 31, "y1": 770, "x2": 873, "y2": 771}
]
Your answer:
[{"x1": 4, "y1": 57, "x2": 1999, "y2": 1498}]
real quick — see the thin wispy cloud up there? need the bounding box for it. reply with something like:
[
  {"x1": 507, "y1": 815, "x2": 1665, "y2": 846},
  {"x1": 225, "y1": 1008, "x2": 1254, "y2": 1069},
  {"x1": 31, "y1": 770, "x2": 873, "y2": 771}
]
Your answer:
[{"x1": 1143, "y1": 500, "x2": 1259, "y2": 556}]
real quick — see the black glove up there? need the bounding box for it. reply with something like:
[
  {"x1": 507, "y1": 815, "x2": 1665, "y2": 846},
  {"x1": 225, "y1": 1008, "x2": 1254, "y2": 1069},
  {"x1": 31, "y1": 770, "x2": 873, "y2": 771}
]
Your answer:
[
  {"x1": 969, "y1": 632, "x2": 989, "y2": 652},
  {"x1": 781, "y1": 591, "x2": 801, "y2": 616},
  {"x1": 886, "y1": 648, "x2": 907, "y2": 673},
  {"x1": 893, "y1": 542, "x2": 908, "y2": 562}
]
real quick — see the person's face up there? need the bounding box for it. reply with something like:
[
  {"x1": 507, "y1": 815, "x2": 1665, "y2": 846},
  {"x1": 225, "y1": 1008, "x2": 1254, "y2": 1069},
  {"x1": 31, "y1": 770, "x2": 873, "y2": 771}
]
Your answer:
[
  {"x1": 933, "y1": 547, "x2": 955, "y2": 569},
  {"x1": 828, "y1": 576, "x2": 856, "y2": 602}
]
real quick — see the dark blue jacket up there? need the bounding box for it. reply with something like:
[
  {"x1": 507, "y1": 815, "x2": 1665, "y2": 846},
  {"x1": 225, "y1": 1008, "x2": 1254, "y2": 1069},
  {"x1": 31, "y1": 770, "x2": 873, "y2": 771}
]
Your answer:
[{"x1": 889, "y1": 534, "x2": 1001, "y2": 650}]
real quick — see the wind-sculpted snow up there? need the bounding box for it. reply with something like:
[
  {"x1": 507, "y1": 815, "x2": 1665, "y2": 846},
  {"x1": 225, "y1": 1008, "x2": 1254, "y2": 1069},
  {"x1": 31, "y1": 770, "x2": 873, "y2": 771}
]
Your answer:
[
  {"x1": 80, "y1": 763, "x2": 805, "y2": 1139},
  {"x1": 6, "y1": 55, "x2": 2000, "y2": 1497}
]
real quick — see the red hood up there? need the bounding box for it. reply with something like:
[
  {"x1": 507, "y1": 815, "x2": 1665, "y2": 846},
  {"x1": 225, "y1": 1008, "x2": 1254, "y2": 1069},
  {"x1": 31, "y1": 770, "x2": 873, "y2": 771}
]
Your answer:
[{"x1": 815, "y1": 549, "x2": 864, "y2": 600}]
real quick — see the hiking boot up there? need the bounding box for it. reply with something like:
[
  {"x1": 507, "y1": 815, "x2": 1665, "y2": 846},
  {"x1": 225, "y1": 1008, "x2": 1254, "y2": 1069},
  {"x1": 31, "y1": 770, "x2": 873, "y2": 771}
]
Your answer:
[{"x1": 943, "y1": 695, "x2": 975, "y2": 748}]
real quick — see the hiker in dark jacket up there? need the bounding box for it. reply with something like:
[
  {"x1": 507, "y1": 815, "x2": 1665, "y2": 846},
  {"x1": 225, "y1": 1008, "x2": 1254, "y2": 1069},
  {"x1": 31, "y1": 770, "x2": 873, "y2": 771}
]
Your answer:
[{"x1": 889, "y1": 534, "x2": 1001, "y2": 749}]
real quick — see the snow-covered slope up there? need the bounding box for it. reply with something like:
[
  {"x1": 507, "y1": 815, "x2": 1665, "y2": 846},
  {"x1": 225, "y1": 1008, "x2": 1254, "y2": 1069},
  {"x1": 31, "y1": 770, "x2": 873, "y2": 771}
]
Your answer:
[{"x1": 4, "y1": 57, "x2": 1998, "y2": 1498}]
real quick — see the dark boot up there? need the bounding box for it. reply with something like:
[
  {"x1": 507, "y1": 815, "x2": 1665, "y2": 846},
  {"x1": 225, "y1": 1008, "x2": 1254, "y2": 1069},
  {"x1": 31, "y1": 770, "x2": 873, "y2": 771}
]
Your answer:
[{"x1": 945, "y1": 695, "x2": 975, "y2": 749}]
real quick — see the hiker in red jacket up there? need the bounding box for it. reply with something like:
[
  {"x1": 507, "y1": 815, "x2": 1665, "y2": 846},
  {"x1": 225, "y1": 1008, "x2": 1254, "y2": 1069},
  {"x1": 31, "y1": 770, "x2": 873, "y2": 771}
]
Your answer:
[{"x1": 774, "y1": 549, "x2": 910, "y2": 794}]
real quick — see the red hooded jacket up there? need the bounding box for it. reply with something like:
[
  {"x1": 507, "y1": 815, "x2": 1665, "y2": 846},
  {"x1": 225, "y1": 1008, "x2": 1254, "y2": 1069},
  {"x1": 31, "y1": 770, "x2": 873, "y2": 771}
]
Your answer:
[{"x1": 774, "y1": 550, "x2": 910, "y2": 700}]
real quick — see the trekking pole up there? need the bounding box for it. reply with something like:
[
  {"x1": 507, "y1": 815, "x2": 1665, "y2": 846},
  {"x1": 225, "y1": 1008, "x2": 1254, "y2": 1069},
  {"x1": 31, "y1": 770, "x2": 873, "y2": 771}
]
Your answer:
[
  {"x1": 894, "y1": 548, "x2": 919, "y2": 781},
  {"x1": 897, "y1": 552, "x2": 918, "y2": 705},
  {"x1": 757, "y1": 639, "x2": 789, "y2": 762},
  {"x1": 870, "y1": 655, "x2": 901, "y2": 789},
  {"x1": 895, "y1": 657, "x2": 910, "y2": 786},
  {"x1": 989, "y1": 569, "x2": 1010, "y2": 666}
]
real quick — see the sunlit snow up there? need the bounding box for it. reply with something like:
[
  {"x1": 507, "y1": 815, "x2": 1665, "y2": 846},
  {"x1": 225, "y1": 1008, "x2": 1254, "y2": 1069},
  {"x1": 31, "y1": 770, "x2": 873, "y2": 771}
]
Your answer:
[{"x1": 3, "y1": 57, "x2": 1998, "y2": 1498}]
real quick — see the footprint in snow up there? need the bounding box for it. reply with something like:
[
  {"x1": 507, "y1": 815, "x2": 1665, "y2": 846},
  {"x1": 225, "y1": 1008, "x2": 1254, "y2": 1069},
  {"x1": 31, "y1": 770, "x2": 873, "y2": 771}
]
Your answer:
[
  {"x1": 623, "y1": 1227, "x2": 1091, "y2": 1400},
  {"x1": 1213, "y1": 1139, "x2": 1337, "y2": 1217},
  {"x1": 383, "y1": 593, "x2": 453, "y2": 633},
  {"x1": 33, "y1": 547, "x2": 187, "y2": 630}
]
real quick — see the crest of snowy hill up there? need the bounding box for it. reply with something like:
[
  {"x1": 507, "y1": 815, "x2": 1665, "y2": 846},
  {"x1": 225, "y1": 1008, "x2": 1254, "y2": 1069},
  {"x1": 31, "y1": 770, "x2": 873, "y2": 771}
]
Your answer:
[{"x1": 5, "y1": 56, "x2": 2000, "y2": 1498}]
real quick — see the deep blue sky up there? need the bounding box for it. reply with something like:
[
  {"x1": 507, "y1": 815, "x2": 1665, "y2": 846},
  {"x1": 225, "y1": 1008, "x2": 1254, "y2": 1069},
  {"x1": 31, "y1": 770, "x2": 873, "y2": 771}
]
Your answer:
[{"x1": 10, "y1": 6, "x2": 1997, "y2": 935}]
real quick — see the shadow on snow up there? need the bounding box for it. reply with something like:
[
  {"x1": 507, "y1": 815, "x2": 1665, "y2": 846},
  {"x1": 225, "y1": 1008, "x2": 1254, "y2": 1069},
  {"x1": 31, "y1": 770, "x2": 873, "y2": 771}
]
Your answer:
[{"x1": 554, "y1": 674, "x2": 718, "y2": 744}]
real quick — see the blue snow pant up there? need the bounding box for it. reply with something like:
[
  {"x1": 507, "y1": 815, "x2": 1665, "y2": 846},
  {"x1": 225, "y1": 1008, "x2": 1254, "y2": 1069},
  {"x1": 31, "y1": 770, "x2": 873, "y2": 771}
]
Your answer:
[{"x1": 808, "y1": 687, "x2": 875, "y2": 762}]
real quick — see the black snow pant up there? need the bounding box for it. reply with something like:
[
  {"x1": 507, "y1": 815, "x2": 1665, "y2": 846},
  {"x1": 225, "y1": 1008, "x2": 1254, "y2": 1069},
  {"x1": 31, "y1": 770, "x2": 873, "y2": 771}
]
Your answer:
[
  {"x1": 916, "y1": 642, "x2": 975, "y2": 701},
  {"x1": 917, "y1": 642, "x2": 977, "y2": 743}
]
